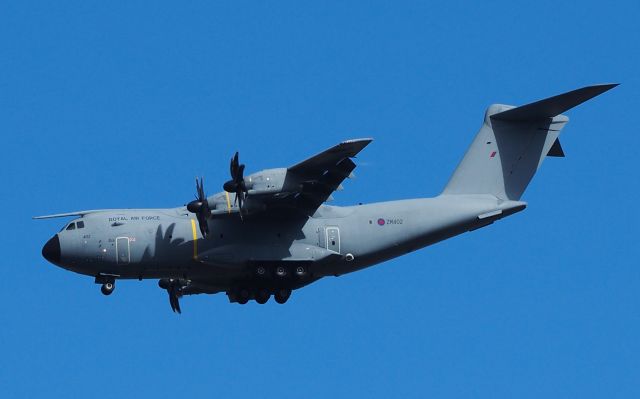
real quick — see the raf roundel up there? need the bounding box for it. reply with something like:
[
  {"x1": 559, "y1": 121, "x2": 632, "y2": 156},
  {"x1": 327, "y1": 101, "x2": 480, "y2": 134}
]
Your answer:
[{"x1": 377, "y1": 218, "x2": 385, "y2": 226}]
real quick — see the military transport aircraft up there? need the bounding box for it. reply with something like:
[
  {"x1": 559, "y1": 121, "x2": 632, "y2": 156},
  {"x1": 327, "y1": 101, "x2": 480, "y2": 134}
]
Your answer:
[{"x1": 36, "y1": 84, "x2": 616, "y2": 313}]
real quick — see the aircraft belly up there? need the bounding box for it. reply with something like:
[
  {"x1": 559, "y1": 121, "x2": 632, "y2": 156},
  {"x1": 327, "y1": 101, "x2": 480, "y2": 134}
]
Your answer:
[
  {"x1": 322, "y1": 196, "x2": 510, "y2": 275},
  {"x1": 59, "y1": 198, "x2": 522, "y2": 283}
]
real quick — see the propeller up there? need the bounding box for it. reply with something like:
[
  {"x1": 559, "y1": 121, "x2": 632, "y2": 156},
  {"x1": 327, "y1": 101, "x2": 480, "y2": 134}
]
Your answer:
[
  {"x1": 223, "y1": 151, "x2": 248, "y2": 218},
  {"x1": 158, "y1": 279, "x2": 183, "y2": 314},
  {"x1": 187, "y1": 177, "x2": 211, "y2": 237}
]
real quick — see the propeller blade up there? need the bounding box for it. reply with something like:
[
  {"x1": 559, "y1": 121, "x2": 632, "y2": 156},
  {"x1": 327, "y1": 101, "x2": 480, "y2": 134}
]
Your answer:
[
  {"x1": 230, "y1": 152, "x2": 239, "y2": 179},
  {"x1": 168, "y1": 287, "x2": 181, "y2": 314},
  {"x1": 237, "y1": 164, "x2": 245, "y2": 182},
  {"x1": 224, "y1": 151, "x2": 248, "y2": 220},
  {"x1": 198, "y1": 177, "x2": 206, "y2": 199},
  {"x1": 187, "y1": 176, "x2": 211, "y2": 237},
  {"x1": 159, "y1": 279, "x2": 183, "y2": 314},
  {"x1": 238, "y1": 190, "x2": 244, "y2": 208},
  {"x1": 197, "y1": 212, "x2": 208, "y2": 237},
  {"x1": 238, "y1": 191, "x2": 245, "y2": 220}
]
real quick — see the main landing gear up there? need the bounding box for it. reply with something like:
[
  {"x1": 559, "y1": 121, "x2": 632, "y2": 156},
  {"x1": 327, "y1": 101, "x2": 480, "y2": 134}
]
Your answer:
[
  {"x1": 255, "y1": 288, "x2": 270, "y2": 304},
  {"x1": 274, "y1": 288, "x2": 291, "y2": 304},
  {"x1": 226, "y1": 263, "x2": 307, "y2": 305},
  {"x1": 237, "y1": 288, "x2": 251, "y2": 305},
  {"x1": 228, "y1": 287, "x2": 292, "y2": 305}
]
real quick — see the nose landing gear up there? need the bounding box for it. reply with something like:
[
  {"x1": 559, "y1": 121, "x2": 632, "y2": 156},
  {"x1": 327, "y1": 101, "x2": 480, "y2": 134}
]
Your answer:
[
  {"x1": 95, "y1": 275, "x2": 117, "y2": 296},
  {"x1": 100, "y1": 282, "x2": 115, "y2": 296}
]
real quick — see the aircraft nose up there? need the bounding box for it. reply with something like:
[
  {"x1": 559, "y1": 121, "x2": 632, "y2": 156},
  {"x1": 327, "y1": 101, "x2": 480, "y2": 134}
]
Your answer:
[{"x1": 42, "y1": 235, "x2": 61, "y2": 264}]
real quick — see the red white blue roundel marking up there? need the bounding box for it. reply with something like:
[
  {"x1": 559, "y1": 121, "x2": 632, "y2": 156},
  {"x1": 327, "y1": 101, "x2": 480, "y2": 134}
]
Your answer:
[{"x1": 377, "y1": 218, "x2": 385, "y2": 226}]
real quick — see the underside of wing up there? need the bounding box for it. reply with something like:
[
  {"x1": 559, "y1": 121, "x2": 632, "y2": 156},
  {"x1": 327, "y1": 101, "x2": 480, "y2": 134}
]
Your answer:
[
  {"x1": 286, "y1": 138, "x2": 372, "y2": 213},
  {"x1": 288, "y1": 138, "x2": 373, "y2": 173}
]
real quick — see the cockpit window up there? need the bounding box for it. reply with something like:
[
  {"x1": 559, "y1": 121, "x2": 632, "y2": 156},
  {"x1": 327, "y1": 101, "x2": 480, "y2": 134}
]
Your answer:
[
  {"x1": 66, "y1": 222, "x2": 76, "y2": 231},
  {"x1": 77, "y1": 221, "x2": 85, "y2": 229}
]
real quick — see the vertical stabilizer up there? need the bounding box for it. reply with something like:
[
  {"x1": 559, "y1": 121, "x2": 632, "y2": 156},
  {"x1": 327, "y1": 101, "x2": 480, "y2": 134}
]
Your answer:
[{"x1": 442, "y1": 84, "x2": 617, "y2": 200}]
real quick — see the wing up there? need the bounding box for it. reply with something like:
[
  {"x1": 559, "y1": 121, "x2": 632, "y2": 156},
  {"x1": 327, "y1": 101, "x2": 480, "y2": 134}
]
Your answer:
[
  {"x1": 285, "y1": 138, "x2": 372, "y2": 212},
  {"x1": 33, "y1": 210, "x2": 116, "y2": 219}
]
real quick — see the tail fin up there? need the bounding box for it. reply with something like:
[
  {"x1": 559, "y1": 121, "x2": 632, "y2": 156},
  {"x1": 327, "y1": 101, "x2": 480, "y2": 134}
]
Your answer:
[{"x1": 443, "y1": 84, "x2": 617, "y2": 200}]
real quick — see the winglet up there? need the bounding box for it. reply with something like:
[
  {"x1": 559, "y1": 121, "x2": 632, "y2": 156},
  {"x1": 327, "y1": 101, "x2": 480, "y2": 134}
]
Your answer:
[{"x1": 492, "y1": 83, "x2": 618, "y2": 122}]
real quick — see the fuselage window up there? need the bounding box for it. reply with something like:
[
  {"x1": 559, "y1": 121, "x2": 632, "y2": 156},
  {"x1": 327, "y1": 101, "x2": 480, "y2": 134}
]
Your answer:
[
  {"x1": 66, "y1": 223, "x2": 76, "y2": 231},
  {"x1": 77, "y1": 221, "x2": 85, "y2": 229}
]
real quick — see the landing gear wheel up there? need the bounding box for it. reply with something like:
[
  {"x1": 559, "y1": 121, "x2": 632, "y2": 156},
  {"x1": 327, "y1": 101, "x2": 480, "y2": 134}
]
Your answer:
[
  {"x1": 274, "y1": 288, "x2": 291, "y2": 304},
  {"x1": 101, "y1": 282, "x2": 115, "y2": 296},
  {"x1": 295, "y1": 265, "x2": 307, "y2": 277},
  {"x1": 255, "y1": 289, "x2": 270, "y2": 304},
  {"x1": 237, "y1": 288, "x2": 250, "y2": 305},
  {"x1": 275, "y1": 266, "x2": 287, "y2": 278}
]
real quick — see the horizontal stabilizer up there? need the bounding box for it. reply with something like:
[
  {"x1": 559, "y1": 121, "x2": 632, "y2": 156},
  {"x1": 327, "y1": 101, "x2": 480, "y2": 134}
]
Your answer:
[
  {"x1": 547, "y1": 138, "x2": 565, "y2": 157},
  {"x1": 492, "y1": 84, "x2": 618, "y2": 122}
]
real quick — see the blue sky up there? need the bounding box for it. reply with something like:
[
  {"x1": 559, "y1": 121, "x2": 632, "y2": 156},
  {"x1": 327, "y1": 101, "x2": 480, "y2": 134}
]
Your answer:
[{"x1": 1, "y1": 1, "x2": 639, "y2": 397}]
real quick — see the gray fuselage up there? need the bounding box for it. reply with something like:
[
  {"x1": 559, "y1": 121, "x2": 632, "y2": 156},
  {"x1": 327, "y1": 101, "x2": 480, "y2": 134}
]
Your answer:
[{"x1": 45, "y1": 194, "x2": 525, "y2": 295}]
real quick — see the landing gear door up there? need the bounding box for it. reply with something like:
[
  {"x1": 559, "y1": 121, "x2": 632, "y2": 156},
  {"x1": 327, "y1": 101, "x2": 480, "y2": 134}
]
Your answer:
[
  {"x1": 116, "y1": 237, "x2": 130, "y2": 265},
  {"x1": 325, "y1": 227, "x2": 340, "y2": 254}
]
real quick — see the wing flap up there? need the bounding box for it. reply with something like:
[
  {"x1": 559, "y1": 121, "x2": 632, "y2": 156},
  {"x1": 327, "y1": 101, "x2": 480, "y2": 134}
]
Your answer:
[{"x1": 279, "y1": 139, "x2": 371, "y2": 213}]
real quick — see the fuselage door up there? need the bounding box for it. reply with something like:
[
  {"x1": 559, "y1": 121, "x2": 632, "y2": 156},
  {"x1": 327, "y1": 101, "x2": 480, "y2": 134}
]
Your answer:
[
  {"x1": 325, "y1": 227, "x2": 340, "y2": 254},
  {"x1": 116, "y1": 237, "x2": 130, "y2": 264}
]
